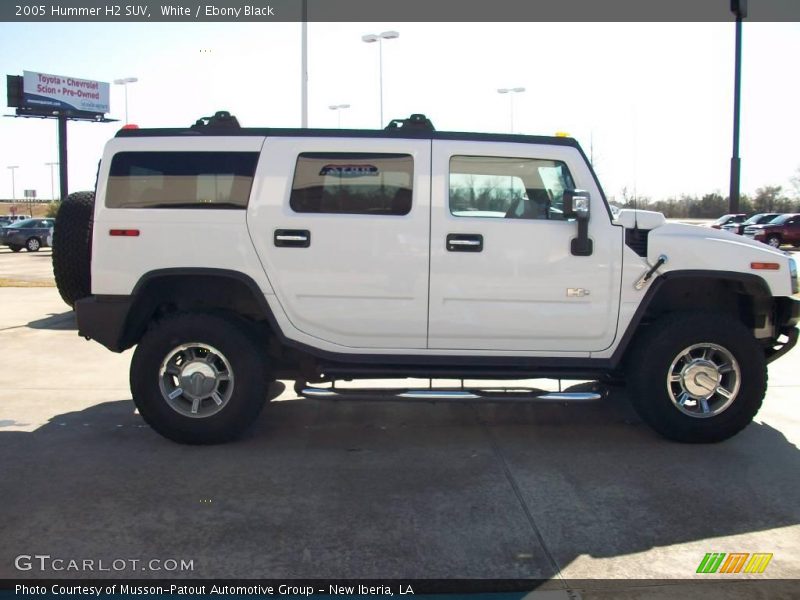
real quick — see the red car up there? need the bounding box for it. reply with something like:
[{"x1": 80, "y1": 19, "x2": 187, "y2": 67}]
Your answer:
[{"x1": 744, "y1": 213, "x2": 800, "y2": 248}]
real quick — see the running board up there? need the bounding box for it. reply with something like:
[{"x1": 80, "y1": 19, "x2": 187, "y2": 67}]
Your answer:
[{"x1": 299, "y1": 387, "x2": 603, "y2": 403}]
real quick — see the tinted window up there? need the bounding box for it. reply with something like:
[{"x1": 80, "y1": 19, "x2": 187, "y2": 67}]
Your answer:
[
  {"x1": 449, "y1": 156, "x2": 575, "y2": 220},
  {"x1": 290, "y1": 153, "x2": 413, "y2": 215},
  {"x1": 106, "y1": 152, "x2": 259, "y2": 209}
]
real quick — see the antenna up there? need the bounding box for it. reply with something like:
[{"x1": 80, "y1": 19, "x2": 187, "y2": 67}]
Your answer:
[{"x1": 632, "y1": 105, "x2": 639, "y2": 230}]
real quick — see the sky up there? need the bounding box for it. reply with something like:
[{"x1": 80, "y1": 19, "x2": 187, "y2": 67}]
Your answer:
[{"x1": 0, "y1": 21, "x2": 799, "y2": 203}]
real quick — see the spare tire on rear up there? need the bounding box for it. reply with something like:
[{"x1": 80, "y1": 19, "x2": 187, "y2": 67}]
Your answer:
[{"x1": 53, "y1": 191, "x2": 95, "y2": 308}]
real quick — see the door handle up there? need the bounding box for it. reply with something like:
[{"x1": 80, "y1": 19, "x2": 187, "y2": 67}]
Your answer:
[
  {"x1": 446, "y1": 233, "x2": 483, "y2": 252},
  {"x1": 274, "y1": 229, "x2": 310, "y2": 248}
]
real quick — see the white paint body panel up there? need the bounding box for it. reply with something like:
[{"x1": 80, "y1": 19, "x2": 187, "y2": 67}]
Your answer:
[
  {"x1": 90, "y1": 136, "x2": 794, "y2": 360},
  {"x1": 428, "y1": 141, "x2": 622, "y2": 352},
  {"x1": 91, "y1": 137, "x2": 276, "y2": 298},
  {"x1": 247, "y1": 137, "x2": 431, "y2": 349}
]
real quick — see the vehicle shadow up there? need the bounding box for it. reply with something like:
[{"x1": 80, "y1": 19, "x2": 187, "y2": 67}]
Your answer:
[
  {"x1": 0, "y1": 386, "x2": 797, "y2": 581},
  {"x1": 26, "y1": 310, "x2": 76, "y2": 330}
]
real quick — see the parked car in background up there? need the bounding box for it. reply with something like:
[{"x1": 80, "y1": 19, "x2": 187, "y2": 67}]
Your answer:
[
  {"x1": 0, "y1": 218, "x2": 55, "y2": 252},
  {"x1": 709, "y1": 213, "x2": 747, "y2": 229},
  {"x1": 0, "y1": 215, "x2": 32, "y2": 226},
  {"x1": 723, "y1": 213, "x2": 781, "y2": 236},
  {"x1": 745, "y1": 213, "x2": 800, "y2": 248}
]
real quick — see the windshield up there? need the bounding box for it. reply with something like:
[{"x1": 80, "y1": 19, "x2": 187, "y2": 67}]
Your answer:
[
  {"x1": 712, "y1": 214, "x2": 734, "y2": 225},
  {"x1": 743, "y1": 214, "x2": 773, "y2": 225},
  {"x1": 8, "y1": 219, "x2": 36, "y2": 228},
  {"x1": 768, "y1": 214, "x2": 794, "y2": 225}
]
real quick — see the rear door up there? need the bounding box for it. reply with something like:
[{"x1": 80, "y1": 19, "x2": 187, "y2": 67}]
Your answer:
[
  {"x1": 427, "y1": 140, "x2": 622, "y2": 353},
  {"x1": 248, "y1": 137, "x2": 431, "y2": 350}
]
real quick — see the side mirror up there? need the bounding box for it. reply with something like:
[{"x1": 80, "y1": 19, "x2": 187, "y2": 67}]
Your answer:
[
  {"x1": 563, "y1": 189, "x2": 593, "y2": 256},
  {"x1": 563, "y1": 189, "x2": 590, "y2": 221}
]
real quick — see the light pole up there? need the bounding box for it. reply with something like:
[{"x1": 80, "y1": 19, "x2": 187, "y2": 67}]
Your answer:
[
  {"x1": 328, "y1": 104, "x2": 351, "y2": 128},
  {"x1": 362, "y1": 30, "x2": 399, "y2": 127},
  {"x1": 497, "y1": 87, "x2": 526, "y2": 133},
  {"x1": 729, "y1": 0, "x2": 747, "y2": 213},
  {"x1": 7, "y1": 166, "x2": 19, "y2": 200},
  {"x1": 113, "y1": 77, "x2": 138, "y2": 124},
  {"x1": 46, "y1": 162, "x2": 59, "y2": 200}
]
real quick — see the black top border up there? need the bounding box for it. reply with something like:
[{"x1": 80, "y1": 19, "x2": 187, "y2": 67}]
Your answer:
[
  {"x1": 2, "y1": 0, "x2": 799, "y2": 22},
  {"x1": 114, "y1": 126, "x2": 581, "y2": 148}
]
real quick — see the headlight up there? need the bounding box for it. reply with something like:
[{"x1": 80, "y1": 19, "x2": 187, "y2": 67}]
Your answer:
[{"x1": 790, "y1": 257, "x2": 798, "y2": 294}]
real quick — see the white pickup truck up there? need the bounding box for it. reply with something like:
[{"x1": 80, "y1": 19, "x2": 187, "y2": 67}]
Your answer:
[{"x1": 52, "y1": 112, "x2": 799, "y2": 445}]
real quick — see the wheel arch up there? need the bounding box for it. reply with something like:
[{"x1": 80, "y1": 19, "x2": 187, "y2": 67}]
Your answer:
[
  {"x1": 119, "y1": 268, "x2": 278, "y2": 351},
  {"x1": 612, "y1": 270, "x2": 773, "y2": 368}
]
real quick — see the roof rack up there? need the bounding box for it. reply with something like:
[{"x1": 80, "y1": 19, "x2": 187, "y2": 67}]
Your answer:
[
  {"x1": 385, "y1": 113, "x2": 435, "y2": 131},
  {"x1": 190, "y1": 111, "x2": 241, "y2": 130}
]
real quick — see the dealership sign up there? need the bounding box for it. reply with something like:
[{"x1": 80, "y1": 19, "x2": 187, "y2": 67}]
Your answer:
[{"x1": 23, "y1": 70, "x2": 109, "y2": 114}]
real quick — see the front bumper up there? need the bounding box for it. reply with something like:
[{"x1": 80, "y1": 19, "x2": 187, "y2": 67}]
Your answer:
[{"x1": 766, "y1": 296, "x2": 800, "y2": 363}]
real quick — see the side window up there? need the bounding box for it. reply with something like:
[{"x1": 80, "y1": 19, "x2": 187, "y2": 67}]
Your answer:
[
  {"x1": 449, "y1": 155, "x2": 575, "y2": 221},
  {"x1": 106, "y1": 152, "x2": 259, "y2": 209},
  {"x1": 290, "y1": 153, "x2": 413, "y2": 215}
]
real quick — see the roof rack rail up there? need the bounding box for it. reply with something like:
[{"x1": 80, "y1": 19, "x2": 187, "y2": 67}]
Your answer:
[
  {"x1": 385, "y1": 113, "x2": 435, "y2": 131},
  {"x1": 190, "y1": 111, "x2": 241, "y2": 130}
]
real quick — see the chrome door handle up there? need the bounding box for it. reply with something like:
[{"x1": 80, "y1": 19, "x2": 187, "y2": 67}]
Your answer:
[
  {"x1": 274, "y1": 229, "x2": 311, "y2": 248},
  {"x1": 446, "y1": 233, "x2": 483, "y2": 252}
]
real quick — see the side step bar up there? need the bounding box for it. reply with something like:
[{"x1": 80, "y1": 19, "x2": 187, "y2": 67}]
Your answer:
[{"x1": 299, "y1": 387, "x2": 603, "y2": 403}]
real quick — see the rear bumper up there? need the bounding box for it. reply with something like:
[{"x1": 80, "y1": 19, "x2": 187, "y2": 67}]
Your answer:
[{"x1": 75, "y1": 295, "x2": 133, "y2": 352}]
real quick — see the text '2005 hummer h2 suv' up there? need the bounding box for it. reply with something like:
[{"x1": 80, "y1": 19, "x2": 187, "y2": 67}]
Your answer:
[{"x1": 52, "y1": 112, "x2": 799, "y2": 445}]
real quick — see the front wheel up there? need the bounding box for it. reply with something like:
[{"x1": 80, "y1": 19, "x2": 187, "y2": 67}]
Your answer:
[
  {"x1": 766, "y1": 235, "x2": 781, "y2": 248},
  {"x1": 627, "y1": 312, "x2": 766, "y2": 443},
  {"x1": 130, "y1": 312, "x2": 271, "y2": 444}
]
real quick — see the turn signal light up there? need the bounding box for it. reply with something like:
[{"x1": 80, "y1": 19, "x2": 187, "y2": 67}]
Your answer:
[
  {"x1": 750, "y1": 262, "x2": 780, "y2": 270},
  {"x1": 109, "y1": 229, "x2": 140, "y2": 237}
]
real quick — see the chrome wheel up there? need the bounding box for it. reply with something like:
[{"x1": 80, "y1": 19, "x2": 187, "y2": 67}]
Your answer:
[
  {"x1": 158, "y1": 343, "x2": 234, "y2": 418},
  {"x1": 667, "y1": 343, "x2": 741, "y2": 418}
]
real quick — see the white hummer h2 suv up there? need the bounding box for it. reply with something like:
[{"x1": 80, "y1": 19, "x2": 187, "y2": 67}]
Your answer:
[{"x1": 53, "y1": 112, "x2": 799, "y2": 444}]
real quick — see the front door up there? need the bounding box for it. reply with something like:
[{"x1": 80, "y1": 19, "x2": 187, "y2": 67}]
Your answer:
[{"x1": 427, "y1": 140, "x2": 622, "y2": 353}]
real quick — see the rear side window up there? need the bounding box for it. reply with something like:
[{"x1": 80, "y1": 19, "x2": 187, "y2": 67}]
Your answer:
[
  {"x1": 106, "y1": 152, "x2": 259, "y2": 209},
  {"x1": 290, "y1": 153, "x2": 413, "y2": 215}
]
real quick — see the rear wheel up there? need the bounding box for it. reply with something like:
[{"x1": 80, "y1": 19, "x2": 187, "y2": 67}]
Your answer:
[
  {"x1": 627, "y1": 312, "x2": 766, "y2": 443},
  {"x1": 26, "y1": 237, "x2": 41, "y2": 252},
  {"x1": 130, "y1": 312, "x2": 271, "y2": 444},
  {"x1": 9, "y1": 245, "x2": 22, "y2": 253},
  {"x1": 766, "y1": 235, "x2": 781, "y2": 248}
]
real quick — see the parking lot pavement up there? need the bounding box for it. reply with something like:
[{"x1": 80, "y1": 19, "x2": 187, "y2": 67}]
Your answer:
[
  {"x1": 0, "y1": 246, "x2": 55, "y2": 285},
  {"x1": 0, "y1": 288, "x2": 799, "y2": 597}
]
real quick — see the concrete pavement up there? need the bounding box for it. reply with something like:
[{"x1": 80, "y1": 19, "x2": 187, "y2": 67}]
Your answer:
[{"x1": 0, "y1": 285, "x2": 799, "y2": 599}]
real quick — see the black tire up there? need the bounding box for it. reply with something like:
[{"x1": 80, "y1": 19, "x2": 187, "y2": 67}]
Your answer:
[
  {"x1": 52, "y1": 191, "x2": 95, "y2": 308},
  {"x1": 25, "y1": 237, "x2": 41, "y2": 252},
  {"x1": 766, "y1": 235, "x2": 781, "y2": 248},
  {"x1": 626, "y1": 312, "x2": 766, "y2": 443},
  {"x1": 9, "y1": 245, "x2": 22, "y2": 253},
  {"x1": 130, "y1": 312, "x2": 271, "y2": 444}
]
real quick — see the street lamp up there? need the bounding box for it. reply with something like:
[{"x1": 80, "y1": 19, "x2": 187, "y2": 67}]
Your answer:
[
  {"x1": 7, "y1": 166, "x2": 19, "y2": 200},
  {"x1": 45, "y1": 162, "x2": 59, "y2": 200},
  {"x1": 362, "y1": 30, "x2": 399, "y2": 127},
  {"x1": 497, "y1": 87, "x2": 526, "y2": 133},
  {"x1": 328, "y1": 104, "x2": 351, "y2": 128},
  {"x1": 729, "y1": 0, "x2": 747, "y2": 213},
  {"x1": 113, "y1": 77, "x2": 139, "y2": 124}
]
